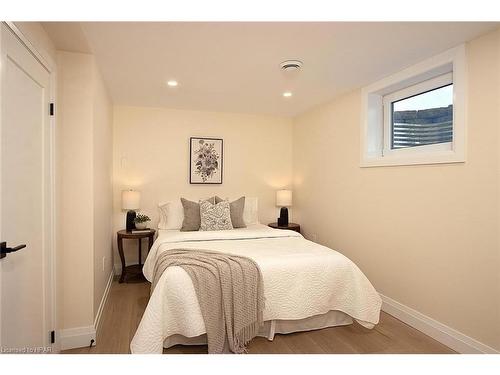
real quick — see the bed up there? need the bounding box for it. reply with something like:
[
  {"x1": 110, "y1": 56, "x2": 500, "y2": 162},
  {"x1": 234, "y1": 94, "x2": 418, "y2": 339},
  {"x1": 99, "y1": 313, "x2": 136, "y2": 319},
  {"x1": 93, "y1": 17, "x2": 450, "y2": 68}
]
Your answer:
[{"x1": 130, "y1": 223, "x2": 382, "y2": 353}]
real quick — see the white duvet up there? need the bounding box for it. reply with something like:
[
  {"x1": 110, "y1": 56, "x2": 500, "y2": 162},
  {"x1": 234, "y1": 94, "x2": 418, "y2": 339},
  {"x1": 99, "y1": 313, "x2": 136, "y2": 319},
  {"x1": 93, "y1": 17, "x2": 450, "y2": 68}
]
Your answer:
[{"x1": 130, "y1": 224, "x2": 382, "y2": 353}]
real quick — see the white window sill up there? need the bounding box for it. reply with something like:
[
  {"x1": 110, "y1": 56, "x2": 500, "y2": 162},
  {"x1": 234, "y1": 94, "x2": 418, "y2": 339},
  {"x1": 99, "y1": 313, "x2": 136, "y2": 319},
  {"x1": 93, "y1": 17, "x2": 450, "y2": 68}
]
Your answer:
[{"x1": 360, "y1": 151, "x2": 465, "y2": 168}]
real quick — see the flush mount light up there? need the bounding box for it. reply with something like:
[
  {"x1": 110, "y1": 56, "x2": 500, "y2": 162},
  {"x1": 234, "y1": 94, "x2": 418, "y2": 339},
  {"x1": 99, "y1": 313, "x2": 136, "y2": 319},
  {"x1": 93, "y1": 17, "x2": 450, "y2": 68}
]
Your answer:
[
  {"x1": 167, "y1": 80, "x2": 178, "y2": 87},
  {"x1": 283, "y1": 92, "x2": 293, "y2": 98}
]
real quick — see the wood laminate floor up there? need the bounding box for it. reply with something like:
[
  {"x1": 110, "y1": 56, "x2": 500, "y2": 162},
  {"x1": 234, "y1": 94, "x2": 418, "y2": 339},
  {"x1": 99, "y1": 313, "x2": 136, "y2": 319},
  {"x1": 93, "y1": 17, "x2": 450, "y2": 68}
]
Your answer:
[{"x1": 63, "y1": 278, "x2": 455, "y2": 354}]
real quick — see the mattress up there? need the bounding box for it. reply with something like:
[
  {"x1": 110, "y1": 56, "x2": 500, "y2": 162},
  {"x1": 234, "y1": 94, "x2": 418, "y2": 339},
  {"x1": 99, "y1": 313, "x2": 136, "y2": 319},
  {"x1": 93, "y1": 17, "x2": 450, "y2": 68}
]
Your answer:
[{"x1": 130, "y1": 224, "x2": 382, "y2": 353}]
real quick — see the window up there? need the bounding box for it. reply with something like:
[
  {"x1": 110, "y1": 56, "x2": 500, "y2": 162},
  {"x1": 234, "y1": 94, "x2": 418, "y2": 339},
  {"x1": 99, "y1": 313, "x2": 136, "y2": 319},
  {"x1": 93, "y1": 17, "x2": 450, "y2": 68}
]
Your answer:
[
  {"x1": 383, "y1": 73, "x2": 453, "y2": 154},
  {"x1": 391, "y1": 84, "x2": 453, "y2": 149},
  {"x1": 361, "y1": 45, "x2": 465, "y2": 167}
]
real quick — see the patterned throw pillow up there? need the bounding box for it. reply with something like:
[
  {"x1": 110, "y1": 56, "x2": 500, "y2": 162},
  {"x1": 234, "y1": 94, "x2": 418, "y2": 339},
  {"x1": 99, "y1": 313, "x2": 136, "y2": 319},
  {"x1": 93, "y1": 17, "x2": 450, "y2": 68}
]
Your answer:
[
  {"x1": 215, "y1": 196, "x2": 246, "y2": 228},
  {"x1": 199, "y1": 200, "x2": 233, "y2": 231}
]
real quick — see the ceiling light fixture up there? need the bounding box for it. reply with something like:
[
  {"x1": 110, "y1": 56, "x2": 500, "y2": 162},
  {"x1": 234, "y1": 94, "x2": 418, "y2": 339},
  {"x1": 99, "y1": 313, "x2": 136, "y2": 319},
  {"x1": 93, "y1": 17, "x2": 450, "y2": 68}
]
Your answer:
[
  {"x1": 167, "y1": 80, "x2": 178, "y2": 87},
  {"x1": 283, "y1": 92, "x2": 293, "y2": 98}
]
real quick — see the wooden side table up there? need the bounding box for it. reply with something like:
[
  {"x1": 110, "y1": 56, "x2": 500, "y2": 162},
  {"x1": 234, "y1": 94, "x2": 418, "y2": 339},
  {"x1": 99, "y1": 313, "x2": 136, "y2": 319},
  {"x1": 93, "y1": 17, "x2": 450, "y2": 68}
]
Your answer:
[
  {"x1": 268, "y1": 222, "x2": 301, "y2": 234},
  {"x1": 117, "y1": 229, "x2": 156, "y2": 283}
]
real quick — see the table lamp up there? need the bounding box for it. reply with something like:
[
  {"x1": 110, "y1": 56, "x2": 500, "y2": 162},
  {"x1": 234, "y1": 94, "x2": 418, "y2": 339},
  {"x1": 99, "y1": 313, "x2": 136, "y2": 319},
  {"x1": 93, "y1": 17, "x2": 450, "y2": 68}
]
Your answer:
[
  {"x1": 122, "y1": 189, "x2": 141, "y2": 232},
  {"x1": 276, "y1": 190, "x2": 292, "y2": 226}
]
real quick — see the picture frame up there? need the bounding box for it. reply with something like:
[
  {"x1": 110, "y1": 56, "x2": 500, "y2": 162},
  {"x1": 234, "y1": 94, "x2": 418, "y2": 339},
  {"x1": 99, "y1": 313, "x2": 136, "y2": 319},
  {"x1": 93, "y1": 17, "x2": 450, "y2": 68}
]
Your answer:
[{"x1": 189, "y1": 137, "x2": 223, "y2": 184}]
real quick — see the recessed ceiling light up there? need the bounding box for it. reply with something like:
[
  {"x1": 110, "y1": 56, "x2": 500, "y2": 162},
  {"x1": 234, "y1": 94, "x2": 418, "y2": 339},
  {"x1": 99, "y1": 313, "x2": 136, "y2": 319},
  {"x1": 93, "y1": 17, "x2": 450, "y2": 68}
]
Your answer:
[
  {"x1": 283, "y1": 92, "x2": 292, "y2": 98},
  {"x1": 167, "y1": 80, "x2": 178, "y2": 87}
]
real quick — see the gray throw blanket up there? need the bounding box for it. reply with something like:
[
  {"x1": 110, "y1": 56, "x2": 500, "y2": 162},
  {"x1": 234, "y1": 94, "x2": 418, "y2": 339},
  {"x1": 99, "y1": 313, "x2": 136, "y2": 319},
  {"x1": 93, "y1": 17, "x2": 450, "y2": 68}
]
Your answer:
[{"x1": 151, "y1": 249, "x2": 265, "y2": 354}]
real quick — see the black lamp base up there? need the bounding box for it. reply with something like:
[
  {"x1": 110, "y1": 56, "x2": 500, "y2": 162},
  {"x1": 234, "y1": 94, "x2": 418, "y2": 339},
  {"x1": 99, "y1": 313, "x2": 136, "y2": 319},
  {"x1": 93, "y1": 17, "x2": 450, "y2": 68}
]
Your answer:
[
  {"x1": 277, "y1": 207, "x2": 289, "y2": 226},
  {"x1": 126, "y1": 210, "x2": 137, "y2": 232}
]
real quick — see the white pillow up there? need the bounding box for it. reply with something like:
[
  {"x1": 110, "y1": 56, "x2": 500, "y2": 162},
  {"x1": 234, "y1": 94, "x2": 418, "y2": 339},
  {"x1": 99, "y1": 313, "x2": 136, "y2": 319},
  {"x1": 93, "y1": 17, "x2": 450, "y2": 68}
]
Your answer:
[
  {"x1": 243, "y1": 197, "x2": 259, "y2": 225},
  {"x1": 158, "y1": 197, "x2": 219, "y2": 230},
  {"x1": 158, "y1": 200, "x2": 184, "y2": 230}
]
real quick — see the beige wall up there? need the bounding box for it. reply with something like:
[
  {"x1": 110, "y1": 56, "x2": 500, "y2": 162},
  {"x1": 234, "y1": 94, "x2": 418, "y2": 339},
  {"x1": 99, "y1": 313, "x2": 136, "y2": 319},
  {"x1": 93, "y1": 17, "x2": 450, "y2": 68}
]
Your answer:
[
  {"x1": 57, "y1": 51, "x2": 113, "y2": 329},
  {"x1": 293, "y1": 29, "x2": 500, "y2": 350},
  {"x1": 113, "y1": 106, "x2": 293, "y2": 265},
  {"x1": 92, "y1": 65, "x2": 114, "y2": 318},
  {"x1": 57, "y1": 51, "x2": 95, "y2": 329}
]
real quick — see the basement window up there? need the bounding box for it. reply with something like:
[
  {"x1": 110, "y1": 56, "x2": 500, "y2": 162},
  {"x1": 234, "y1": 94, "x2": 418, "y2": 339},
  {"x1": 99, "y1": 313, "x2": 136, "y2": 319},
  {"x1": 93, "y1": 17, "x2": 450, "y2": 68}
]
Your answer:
[{"x1": 360, "y1": 45, "x2": 466, "y2": 167}]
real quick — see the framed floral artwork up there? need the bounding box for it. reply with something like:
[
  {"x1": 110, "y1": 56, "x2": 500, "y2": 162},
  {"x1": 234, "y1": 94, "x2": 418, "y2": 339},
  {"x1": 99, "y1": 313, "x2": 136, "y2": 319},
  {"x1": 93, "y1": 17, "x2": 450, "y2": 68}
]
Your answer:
[{"x1": 189, "y1": 137, "x2": 223, "y2": 184}]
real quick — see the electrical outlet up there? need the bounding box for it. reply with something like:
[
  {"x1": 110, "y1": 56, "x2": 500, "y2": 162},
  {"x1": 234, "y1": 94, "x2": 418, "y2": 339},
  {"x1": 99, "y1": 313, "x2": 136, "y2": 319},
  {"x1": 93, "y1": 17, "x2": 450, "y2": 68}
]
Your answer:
[{"x1": 102, "y1": 256, "x2": 106, "y2": 272}]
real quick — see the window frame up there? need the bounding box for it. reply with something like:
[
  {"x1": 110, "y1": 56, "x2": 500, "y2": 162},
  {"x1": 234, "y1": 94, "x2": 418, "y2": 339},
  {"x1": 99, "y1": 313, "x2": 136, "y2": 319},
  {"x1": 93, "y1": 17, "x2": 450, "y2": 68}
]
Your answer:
[
  {"x1": 360, "y1": 45, "x2": 466, "y2": 168},
  {"x1": 382, "y1": 72, "x2": 453, "y2": 157}
]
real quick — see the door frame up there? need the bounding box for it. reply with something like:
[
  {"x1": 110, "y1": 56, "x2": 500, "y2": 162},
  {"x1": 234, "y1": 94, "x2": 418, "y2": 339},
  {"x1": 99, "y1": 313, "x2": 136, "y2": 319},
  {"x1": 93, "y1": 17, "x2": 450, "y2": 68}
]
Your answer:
[{"x1": 0, "y1": 22, "x2": 57, "y2": 352}]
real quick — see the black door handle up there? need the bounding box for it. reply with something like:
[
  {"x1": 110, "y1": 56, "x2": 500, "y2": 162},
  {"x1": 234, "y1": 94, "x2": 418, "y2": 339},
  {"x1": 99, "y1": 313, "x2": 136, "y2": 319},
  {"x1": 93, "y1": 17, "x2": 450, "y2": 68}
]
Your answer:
[{"x1": 0, "y1": 241, "x2": 27, "y2": 259}]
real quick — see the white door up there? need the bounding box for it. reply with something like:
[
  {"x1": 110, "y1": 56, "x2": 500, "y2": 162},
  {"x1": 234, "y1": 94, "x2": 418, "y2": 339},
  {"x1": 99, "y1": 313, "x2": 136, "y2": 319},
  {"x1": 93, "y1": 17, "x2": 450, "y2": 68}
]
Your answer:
[{"x1": 0, "y1": 23, "x2": 54, "y2": 352}]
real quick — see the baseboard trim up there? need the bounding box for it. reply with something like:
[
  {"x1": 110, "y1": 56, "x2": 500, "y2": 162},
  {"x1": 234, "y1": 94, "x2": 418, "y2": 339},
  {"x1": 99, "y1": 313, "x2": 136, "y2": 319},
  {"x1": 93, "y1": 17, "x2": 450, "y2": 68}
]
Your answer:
[
  {"x1": 58, "y1": 269, "x2": 114, "y2": 351},
  {"x1": 380, "y1": 293, "x2": 499, "y2": 354},
  {"x1": 59, "y1": 326, "x2": 96, "y2": 351},
  {"x1": 94, "y1": 268, "x2": 115, "y2": 332}
]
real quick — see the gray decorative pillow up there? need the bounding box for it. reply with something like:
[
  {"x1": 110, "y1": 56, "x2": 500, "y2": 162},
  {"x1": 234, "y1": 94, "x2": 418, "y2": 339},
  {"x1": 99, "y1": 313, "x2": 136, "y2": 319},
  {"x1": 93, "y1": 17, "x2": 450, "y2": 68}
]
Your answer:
[
  {"x1": 200, "y1": 200, "x2": 233, "y2": 231},
  {"x1": 180, "y1": 197, "x2": 215, "y2": 231},
  {"x1": 215, "y1": 196, "x2": 246, "y2": 228}
]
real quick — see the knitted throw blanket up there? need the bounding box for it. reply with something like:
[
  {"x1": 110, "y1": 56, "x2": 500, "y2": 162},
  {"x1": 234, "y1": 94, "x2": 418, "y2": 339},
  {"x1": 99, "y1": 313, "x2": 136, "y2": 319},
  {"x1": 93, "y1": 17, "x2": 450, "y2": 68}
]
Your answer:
[{"x1": 151, "y1": 249, "x2": 265, "y2": 354}]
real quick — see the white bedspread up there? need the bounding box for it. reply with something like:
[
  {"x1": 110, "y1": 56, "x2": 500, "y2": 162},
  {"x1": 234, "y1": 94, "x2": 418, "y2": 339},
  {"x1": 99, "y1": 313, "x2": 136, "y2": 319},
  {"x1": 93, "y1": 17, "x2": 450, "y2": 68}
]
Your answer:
[{"x1": 130, "y1": 225, "x2": 382, "y2": 353}]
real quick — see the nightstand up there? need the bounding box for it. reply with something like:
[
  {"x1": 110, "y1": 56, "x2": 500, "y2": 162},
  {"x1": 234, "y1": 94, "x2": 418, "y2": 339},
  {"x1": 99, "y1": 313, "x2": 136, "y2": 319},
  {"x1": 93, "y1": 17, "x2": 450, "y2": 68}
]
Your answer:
[
  {"x1": 117, "y1": 229, "x2": 156, "y2": 283},
  {"x1": 268, "y1": 222, "x2": 300, "y2": 233}
]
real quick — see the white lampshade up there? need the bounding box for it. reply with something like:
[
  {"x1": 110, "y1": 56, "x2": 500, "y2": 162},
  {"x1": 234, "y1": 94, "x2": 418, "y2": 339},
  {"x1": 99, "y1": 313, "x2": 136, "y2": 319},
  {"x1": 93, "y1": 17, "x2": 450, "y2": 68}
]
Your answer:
[
  {"x1": 276, "y1": 190, "x2": 292, "y2": 207},
  {"x1": 122, "y1": 190, "x2": 141, "y2": 210}
]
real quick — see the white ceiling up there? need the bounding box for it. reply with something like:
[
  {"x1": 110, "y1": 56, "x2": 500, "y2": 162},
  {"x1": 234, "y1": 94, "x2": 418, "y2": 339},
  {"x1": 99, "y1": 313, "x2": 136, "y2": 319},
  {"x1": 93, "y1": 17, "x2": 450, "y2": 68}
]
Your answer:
[{"x1": 43, "y1": 22, "x2": 498, "y2": 117}]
